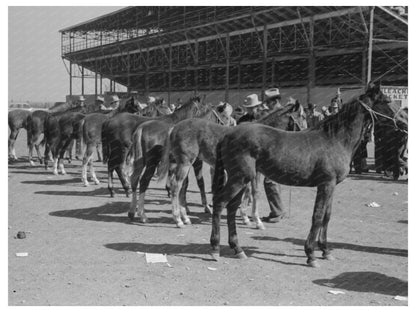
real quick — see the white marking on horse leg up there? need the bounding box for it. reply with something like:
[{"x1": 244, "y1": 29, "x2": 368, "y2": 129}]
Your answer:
[
  {"x1": 53, "y1": 158, "x2": 59, "y2": 175},
  {"x1": 170, "y1": 174, "x2": 183, "y2": 226},
  {"x1": 87, "y1": 154, "x2": 99, "y2": 184},
  {"x1": 82, "y1": 161, "x2": 89, "y2": 186},
  {"x1": 251, "y1": 180, "x2": 265, "y2": 230},
  {"x1": 239, "y1": 186, "x2": 252, "y2": 226},
  {"x1": 128, "y1": 191, "x2": 137, "y2": 220},
  {"x1": 137, "y1": 192, "x2": 148, "y2": 223},
  {"x1": 59, "y1": 161, "x2": 66, "y2": 175}
]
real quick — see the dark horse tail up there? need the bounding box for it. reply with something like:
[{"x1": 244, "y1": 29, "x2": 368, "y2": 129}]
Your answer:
[
  {"x1": 157, "y1": 127, "x2": 173, "y2": 183},
  {"x1": 212, "y1": 139, "x2": 226, "y2": 197},
  {"x1": 101, "y1": 120, "x2": 109, "y2": 164}
]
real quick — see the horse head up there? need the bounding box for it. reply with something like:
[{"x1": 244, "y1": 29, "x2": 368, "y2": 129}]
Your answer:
[
  {"x1": 124, "y1": 96, "x2": 141, "y2": 114},
  {"x1": 364, "y1": 82, "x2": 408, "y2": 133}
]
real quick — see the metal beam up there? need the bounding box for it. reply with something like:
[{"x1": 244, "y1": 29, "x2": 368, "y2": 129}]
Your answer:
[
  {"x1": 73, "y1": 7, "x2": 367, "y2": 63},
  {"x1": 367, "y1": 6, "x2": 374, "y2": 84}
]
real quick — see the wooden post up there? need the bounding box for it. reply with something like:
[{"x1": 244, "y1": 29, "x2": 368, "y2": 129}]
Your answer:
[
  {"x1": 168, "y1": 44, "x2": 172, "y2": 105},
  {"x1": 69, "y1": 61, "x2": 72, "y2": 96},
  {"x1": 367, "y1": 6, "x2": 375, "y2": 84},
  {"x1": 225, "y1": 33, "x2": 230, "y2": 102},
  {"x1": 94, "y1": 60, "x2": 98, "y2": 97},
  {"x1": 262, "y1": 24, "x2": 268, "y2": 100},
  {"x1": 307, "y1": 18, "x2": 315, "y2": 104},
  {"x1": 81, "y1": 66, "x2": 84, "y2": 95}
]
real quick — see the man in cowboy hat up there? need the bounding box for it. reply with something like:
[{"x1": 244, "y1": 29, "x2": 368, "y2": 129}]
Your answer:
[
  {"x1": 238, "y1": 93, "x2": 287, "y2": 223},
  {"x1": 101, "y1": 95, "x2": 120, "y2": 111},
  {"x1": 73, "y1": 95, "x2": 85, "y2": 109},
  {"x1": 237, "y1": 94, "x2": 263, "y2": 124},
  {"x1": 264, "y1": 87, "x2": 283, "y2": 112}
]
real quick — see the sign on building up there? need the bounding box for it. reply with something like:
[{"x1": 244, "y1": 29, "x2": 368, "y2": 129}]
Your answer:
[{"x1": 381, "y1": 86, "x2": 408, "y2": 107}]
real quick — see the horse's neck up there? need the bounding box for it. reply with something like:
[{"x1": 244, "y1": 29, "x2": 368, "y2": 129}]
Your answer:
[
  {"x1": 163, "y1": 102, "x2": 196, "y2": 123},
  {"x1": 324, "y1": 103, "x2": 370, "y2": 154}
]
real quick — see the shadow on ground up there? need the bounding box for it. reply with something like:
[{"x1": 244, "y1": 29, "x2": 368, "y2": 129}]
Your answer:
[
  {"x1": 313, "y1": 271, "x2": 408, "y2": 296},
  {"x1": 252, "y1": 236, "x2": 408, "y2": 257}
]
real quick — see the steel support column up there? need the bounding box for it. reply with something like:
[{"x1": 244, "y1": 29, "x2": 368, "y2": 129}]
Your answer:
[
  {"x1": 81, "y1": 66, "x2": 84, "y2": 95},
  {"x1": 69, "y1": 61, "x2": 72, "y2": 96},
  {"x1": 225, "y1": 33, "x2": 230, "y2": 102},
  {"x1": 307, "y1": 18, "x2": 315, "y2": 104},
  {"x1": 367, "y1": 6, "x2": 375, "y2": 84},
  {"x1": 262, "y1": 24, "x2": 268, "y2": 100}
]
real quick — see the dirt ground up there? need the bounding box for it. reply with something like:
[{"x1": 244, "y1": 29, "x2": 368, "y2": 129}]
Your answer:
[{"x1": 8, "y1": 130, "x2": 408, "y2": 306}]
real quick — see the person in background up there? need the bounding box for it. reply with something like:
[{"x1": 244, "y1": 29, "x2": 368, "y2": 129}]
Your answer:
[
  {"x1": 91, "y1": 95, "x2": 104, "y2": 113},
  {"x1": 100, "y1": 95, "x2": 120, "y2": 111},
  {"x1": 73, "y1": 95, "x2": 85, "y2": 109},
  {"x1": 238, "y1": 94, "x2": 263, "y2": 123},
  {"x1": 321, "y1": 105, "x2": 331, "y2": 118},
  {"x1": 329, "y1": 88, "x2": 342, "y2": 114},
  {"x1": 264, "y1": 87, "x2": 283, "y2": 112},
  {"x1": 217, "y1": 101, "x2": 236, "y2": 126},
  {"x1": 306, "y1": 103, "x2": 324, "y2": 128},
  {"x1": 238, "y1": 93, "x2": 286, "y2": 224},
  {"x1": 169, "y1": 102, "x2": 177, "y2": 112}
]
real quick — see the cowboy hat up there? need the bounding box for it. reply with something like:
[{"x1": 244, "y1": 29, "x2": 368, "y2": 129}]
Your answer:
[
  {"x1": 78, "y1": 95, "x2": 85, "y2": 101},
  {"x1": 244, "y1": 94, "x2": 262, "y2": 108},
  {"x1": 148, "y1": 96, "x2": 156, "y2": 103},
  {"x1": 110, "y1": 95, "x2": 120, "y2": 103},
  {"x1": 96, "y1": 96, "x2": 104, "y2": 103},
  {"x1": 264, "y1": 88, "x2": 281, "y2": 99}
]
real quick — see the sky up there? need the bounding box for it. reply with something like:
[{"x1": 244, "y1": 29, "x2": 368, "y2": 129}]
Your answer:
[{"x1": 9, "y1": 6, "x2": 123, "y2": 103}]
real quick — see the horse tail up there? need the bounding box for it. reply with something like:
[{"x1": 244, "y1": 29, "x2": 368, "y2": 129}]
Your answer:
[
  {"x1": 126, "y1": 124, "x2": 144, "y2": 172},
  {"x1": 157, "y1": 127, "x2": 173, "y2": 183},
  {"x1": 101, "y1": 120, "x2": 109, "y2": 164},
  {"x1": 212, "y1": 139, "x2": 226, "y2": 196}
]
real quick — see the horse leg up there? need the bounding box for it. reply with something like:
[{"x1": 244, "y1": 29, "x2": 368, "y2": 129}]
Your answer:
[
  {"x1": 44, "y1": 143, "x2": 50, "y2": 170},
  {"x1": 193, "y1": 158, "x2": 212, "y2": 214},
  {"x1": 171, "y1": 163, "x2": 192, "y2": 227},
  {"x1": 136, "y1": 163, "x2": 158, "y2": 224},
  {"x1": 128, "y1": 157, "x2": 145, "y2": 221},
  {"x1": 66, "y1": 140, "x2": 74, "y2": 164},
  {"x1": 251, "y1": 173, "x2": 265, "y2": 230},
  {"x1": 82, "y1": 144, "x2": 94, "y2": 186},
  {"x1": 211, "y1": 176, "x2": 247, "y2": 261},
  {"x1": 304, "y1": 181, "x2": 336, "y2": 268},
  {"x1": 9, "y1": 129, "x2": 20, "y2": 160},
  {"x1": 115, "y1": 165, "x2": 130, "y2": 198},
  {"x1": 107, "y1": 167, "x2": 115, "y2": 197},
  {"x1": 318, "y1": 200, "x2": 335, "y2": 261},
  {"x1": 239, "y1": 185, "x2": 252, "y2": 226},
  {"x1": 96, "y1": 144, "x2": 102, "y2": 162},
  {"x1": 58, "y1": 140, "x2": 72, "y2": 175}
]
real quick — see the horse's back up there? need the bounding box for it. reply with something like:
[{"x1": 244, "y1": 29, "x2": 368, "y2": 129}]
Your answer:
[
  {"x1": 222, "y1": 123, "x2": 348, "y2": 186},
  {"x1": 8, "y1": 109, "x2": 32, "y2": 130}
]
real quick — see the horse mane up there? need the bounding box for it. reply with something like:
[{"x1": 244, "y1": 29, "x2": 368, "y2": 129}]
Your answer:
[
  {"x1": 309, "y1": 95, "x2": 367, "y2": 137},
  {"x1": 163, "y1": 96, "x2": 202, "y2": 121}
]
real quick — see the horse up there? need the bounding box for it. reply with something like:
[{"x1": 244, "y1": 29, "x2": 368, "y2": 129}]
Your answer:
[
  {"x1": 81, "y1": 97, "x2": 141, "y2": 186},
  {"x1": 8, "y1": 109, "x2": 32, "y2": 160},
  {"x1": 209, "y1": 83, "x2": 408, "y2": 267},
  {"x1": 125, "y1": 97, "x2": 211, "y2": 224},
  {"x1": 26, "y1": 110, "x2": 49, "y2": 166},
  {"x1": 44, "y1": 105, "x2": 86, "y2": 175},
  {"x1": 101, "y1": 96, "x2": 204, "y2": 197},
  {"x1": 163, "y1": 101, "x2": 306, "y2": 227}
]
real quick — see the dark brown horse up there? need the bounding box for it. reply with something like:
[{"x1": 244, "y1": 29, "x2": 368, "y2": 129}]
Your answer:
[
  {"x1": 101, "y1": 96, "x2": 204, "y2": 197},
  {"x1": 8, "y1": 109, "x2": 32, "y2": 160},
  {"x1": 164, "y1": 101, "x2": 307, "y2": 227},
  {"x1": 126, "y1": 97, "x2": 210, "y2": 223},
  {"x1": 44, "y1": 106, "x2": 86, "y2": 175},
  {"x1": 26, "y1": 110, "x2": 49, "y2": 166},
  {"x1": 210, "y1": 83, "x2": 408, "y2": 267},
  {"x1": 81, "y1": 97, "x2": 141, "y2": 186}
]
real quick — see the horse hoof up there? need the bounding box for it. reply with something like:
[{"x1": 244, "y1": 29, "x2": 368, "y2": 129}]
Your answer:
[
  {"x1": 323, "y1": 254, "x2": 335, "y2": 261},
  {"x1": 204, "y1": 205, "x2": 213, "y2": 214},
  {"x1": 176, "y1": 222, "x2": 185, "y2": 228},
  {"x1": 29, "y1": 161, "x2": 35, "y2": 167},
  {"x1": 210, "y1": 252, "x2": 220, "y2": 262},
  {"x1": 53, "y1": 171, "x2": 59, "y2": 176},
  {"x1": 183, "y1": 218, "x2": 192, "y2": 225},
  {"x1": 139, "y1": 217, "x2": 148, "y2": 224},
  {"x1": 243, "y1": 218, "x2": 252, "y2": 226},
  {"x1": 94, "y1": 180, "x2": 100, "y2": 185},
  {"x1": 256, "y1": 223, "x2": 266, "y2": 230},
  {"x1": 307, "y1": 260, "x2": 320, "y2": 268},
  {"x1": 83, "y1": 182, "x2": 89, "y2": 187},
  {"x1": 236, "y1": 251, "x2": 248, "y2": 260},
  {"x1": 128, "y1": 212, "x2": 135, "y2": 221}
]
